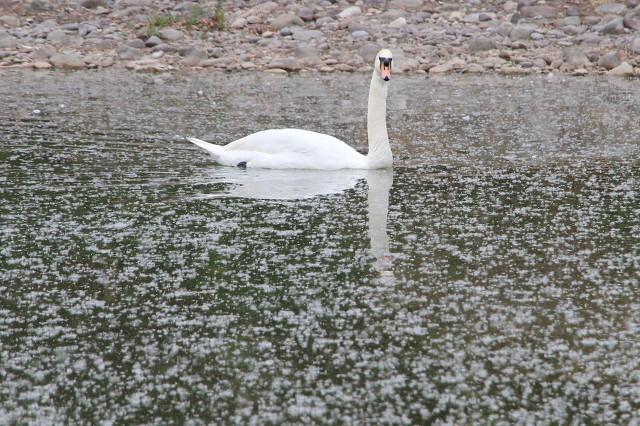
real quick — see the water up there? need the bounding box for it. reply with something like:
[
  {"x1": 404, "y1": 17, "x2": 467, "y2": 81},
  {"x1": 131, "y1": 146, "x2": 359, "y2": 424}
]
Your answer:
[{"x1": 1, "y1": 70, "x2": 639, "y2": 424}]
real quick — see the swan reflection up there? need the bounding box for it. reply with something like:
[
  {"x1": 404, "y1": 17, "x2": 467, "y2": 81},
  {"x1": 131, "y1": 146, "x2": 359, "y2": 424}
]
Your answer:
[{"x1": 197, "y1": 167, "x2": 394, "y2": 278}]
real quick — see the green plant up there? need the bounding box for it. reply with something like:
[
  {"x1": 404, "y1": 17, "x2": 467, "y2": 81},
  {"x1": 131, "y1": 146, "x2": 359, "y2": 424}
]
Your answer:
[
  {"x1": 145, "y1": 14, "x2": 176, "y2": 37},
  {"x1": 215, "y1": 0, "x2": 225, "y2": 31}
]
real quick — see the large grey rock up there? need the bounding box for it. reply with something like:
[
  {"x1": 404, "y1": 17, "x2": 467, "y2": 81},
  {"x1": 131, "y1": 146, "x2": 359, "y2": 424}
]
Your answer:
[
  {"x1": 292, "y1": 29, "x2": 323, "y2": 41},
  {"x1": 49, "y1": 53, "x2": 85, "y2": 68},
  {"x1": 596, "y1": 3, "x2": 627, "y2": 15},
  {"x1": 338, "y1": 6, "x2": 361, "y2": 19},
  {"x1": 293, "y1": 44, "x2": 321, "y2": 65},
  {"x1": 158, "y1": 28, "x2": 183, "y2": 41},
  {"x1": 601, "y1": 17, "x2": 625, "y2": 34},
  {"x1": 351, "y1": 30, "x2": 369, "y2": 39},
  {"x1": 389, "y1": 17, "x2": 407, "y2": 28},
  {"x1": 598, "y1": 51, "x2": 622, "y2": 69},
  {"x1": 389, "y1": 0, "x2": 423, "y2": 10},
  {"x1": 297, "y1": 7, "x2": 314, "y2": 22},
  {"x1": 607, "y1": 61, "x2": 634, "y2": 75},
  {"x1": 623, "y1": 8, "x2": 640, "y2": 31},
  {"x1": 270, "y1": 14, "x2": 304, "y2": 30},
  {"x1": 46, "y1": 29, "x2": 68, "y2": 42},
  {"x1": 0, "y1": 15, "x2": 20, "y2": 27},
  {"x1": 182, "y1": 47, "x2": 207, "y2": 66},
  {"x1": 268, "y1": 57, "x2": 301, "y2": 71},
  {"x1": 78, "y1": 23, "x2": 97, "y2": 37},
  {"x1": 80, "y1": 0, "x2": 106, "y2": 8},
  {"x1": 563, "y1": 47, "x2": 590, "y2": 68},
  {"x1": 520, "y1": 5, "x2": 559, "y2": 19},
  {"x1": 145, "y1": 35, "x2": 162, "y2": 47},
  {"x1": 468, "y1": 37, "x2": 496, "y2": 52},
  {"x1": 230, "y1": 17, "x2": 247, "y2": 29},
  {"x1": 510, "y1": 24, "x2": 537, "y2": 40},
  {"x1": 0, "y1": 31, "x2": 17, "y2": 49},
  {"x1": 32, "y1": 46, "x2": 55, "y2": 60},
  {"x1": 117, "y1": 45, "x2": 144, "y2": 60}
]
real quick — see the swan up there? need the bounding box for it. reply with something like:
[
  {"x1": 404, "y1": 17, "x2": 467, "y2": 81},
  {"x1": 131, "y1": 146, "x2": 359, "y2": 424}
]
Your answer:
[{"x1": 186, "y1": 49, "x2": 394, "y2": 169}]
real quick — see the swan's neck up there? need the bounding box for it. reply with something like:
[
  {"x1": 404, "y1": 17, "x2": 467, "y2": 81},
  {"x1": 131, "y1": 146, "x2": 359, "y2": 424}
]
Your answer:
[{"x1": 366, "y1": 73, "x2": 392, "y2": 168}]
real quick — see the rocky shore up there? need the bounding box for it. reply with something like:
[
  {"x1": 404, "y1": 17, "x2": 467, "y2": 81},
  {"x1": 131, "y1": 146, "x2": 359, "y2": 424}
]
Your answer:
[{"x1": 1, "y1": 0, "x2": 640, "y2": 76}]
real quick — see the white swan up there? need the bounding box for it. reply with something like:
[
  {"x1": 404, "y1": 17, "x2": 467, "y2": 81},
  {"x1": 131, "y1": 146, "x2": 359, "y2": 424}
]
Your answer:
[{"x1": 186, "y1": 49, "x2": 394, "y2": 170}]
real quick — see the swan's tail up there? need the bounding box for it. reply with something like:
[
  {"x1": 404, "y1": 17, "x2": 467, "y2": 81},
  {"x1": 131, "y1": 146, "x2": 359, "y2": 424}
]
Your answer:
[{"x1": 186, "y1": 137, "x2": 223, "y2": 161}]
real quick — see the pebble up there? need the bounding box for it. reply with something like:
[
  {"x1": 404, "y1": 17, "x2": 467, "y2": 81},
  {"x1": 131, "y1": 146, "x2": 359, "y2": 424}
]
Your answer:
[
  {"x1": 158, "y1": 28, "x2": 183, "y2": 41},
  {"x1": 607, "y1": 61, "x2": 634, "y2": 76},
  {"x1": 596, "y1": 3, "x2": 627, "y2": 15},
  {"x1": 468, "y1": 37, "x2": 496, "y2": 52},
  {"x1": 632, "y1": 37, "x2": 640, "y2": 54},
  {"x1": 49, "y1": 53, "x2": 86, "y2": 69},
  {"x1": 271, "y1": 14, "x2": 304, "y2": 30},
  {"x1": 511, "y1": 24, "x2": 537, "y2": 40},
  {"x1": 601, "y1": 17, "x2": 625, "y2": 35},
  {"x1": 389, "y1": 17, "x2": 407, "y2": 28},
  {"x1": 351, "y1": 30, "x2": 369, "y2": 39},
  {"x1": 338, "y1": 6, "x2": 361, "y2": 19},
  {"x1": 598, "y1": 51, "x2": 622, "y2": 70}
]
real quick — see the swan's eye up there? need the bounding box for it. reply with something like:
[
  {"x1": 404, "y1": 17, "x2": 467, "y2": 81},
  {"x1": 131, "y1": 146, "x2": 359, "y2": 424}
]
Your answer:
[{"x1": 379, "y1": 57, "x2": 392, "y2": 67}]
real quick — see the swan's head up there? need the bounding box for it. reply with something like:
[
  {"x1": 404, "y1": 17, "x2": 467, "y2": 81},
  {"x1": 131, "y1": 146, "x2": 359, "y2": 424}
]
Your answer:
[{"x1": 375, "y1": 49, "x2": 393, "y2": 82}]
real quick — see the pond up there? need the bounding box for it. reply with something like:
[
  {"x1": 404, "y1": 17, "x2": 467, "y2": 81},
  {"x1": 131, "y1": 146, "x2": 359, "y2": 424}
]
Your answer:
[{"x1": 1, "y1": 70, "x2": 639, "y2": 423}]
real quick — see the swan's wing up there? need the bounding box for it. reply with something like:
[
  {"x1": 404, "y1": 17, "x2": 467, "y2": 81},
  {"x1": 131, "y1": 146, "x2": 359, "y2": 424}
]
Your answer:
[{"x1": 227, "y1": 129, "x2": 362, "y2": 157}]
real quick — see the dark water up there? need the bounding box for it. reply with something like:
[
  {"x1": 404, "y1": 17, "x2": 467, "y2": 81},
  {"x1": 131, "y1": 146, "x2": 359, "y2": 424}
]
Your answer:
[{"x1": 1, "y1": 70, "x2": 639, "y2": 424}]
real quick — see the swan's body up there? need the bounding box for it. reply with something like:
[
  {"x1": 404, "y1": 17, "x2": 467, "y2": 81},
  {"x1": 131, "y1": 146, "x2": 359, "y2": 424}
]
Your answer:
[{"x1": 187, "y1": 49, "x2": 394, "y2": 170}]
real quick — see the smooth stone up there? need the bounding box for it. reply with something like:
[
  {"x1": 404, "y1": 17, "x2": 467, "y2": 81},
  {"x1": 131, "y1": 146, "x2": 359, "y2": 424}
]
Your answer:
[
  {"x1": 468, "y1": 37, "x2": 496, "y2": 52},
  {"x1": 601, "y1": 17, "x2": 625, "y2": 34},
  {"x1": 84, "y1": 54, "x2": 113, "y2": 67},
  {"x1": 80, "y1": 0, "x2": 106, "y2": 8},
  {"x1": 265, "y1": 68, "x2": 287, "y2": 74},
  {"x1": 388, "y1": 0, "x2": 423, "y2": 10},
  {"x1": 520, "y1": 5, "x2": 558, "y2": 19},
  {"x1": 200, "y1": 57, "x2": 227, "y2": 67},
  {"x1": 145, "y1": 35, "x2": 162, "y2": 47},
  {"x1": 292, "y1": 30, "x2": 323, "y2": 41},
  {"x1": 0, "y1": 32, "x2": 17, "y2": 49},
  {"x1": 294, "y1": 44, "x2": 321, "y2": 65},
  {"x1": 563, "y1": 47, "x2": 590, "y2": 68},
  {"x1": 338, "y1": 6, "x2": 361, "y2": 19},
  {"x1": 271, "y1": 14, "x2": 304, "y2": 30},
  {"x1": 158, "y1": 28, "x2": 183, "y2": 41},
  {"x1": 240, "y1": 2, "x2": 278, "y2": 18},
  {"x1": 531, "y1": 32, "x2": 544, "y2": 40},
  {"x1": 246, "y1": 16, "x2": 261, "y2": 25},
  {"x1": 389, "y1": 17, "x2": 407, "y2": 28},
  {"x1": 46, "y1": 29, "x2": 68, "y2": 42},
  {"x1": 510, "y1": 24, "x2": 537, "y2": 40},
  {"x1": 127, "y1": 39, "x2": 145, "y2": 49},
  {"x1": 607, "y1": 61, "x2": 634, "y2": 75},
  {"x1": 183, "y1": 49, "x2": 207, "y2": 66},
  {"x1": 497, "y1": 22, "x2": 514, "y2": 37},
  {"x1": 632, "y1": 37, "x2": 640, "y2": 54},
  {"x1": 624, "y1": 8, "x2": 640, "y2": 31},
  {"x1": 429, "y1": 62, "x2": 453, "y2": 74},
  {"x1": 151, "y1": 51, "x2": 163, "y2": 58},
  {"x1": 62, "y1": 23, "x2": 79, "y2": 31},
  {"x1": 268, "y1": 57, "x2": 301, "y2": 71},
  {"x1": 503, "y1": 1, "x2": 518, "y2": 13},
  {"x1": 32, "y1": 46, "x2": 54, "y2": 60},
  {"x1": 561, "y1": 16, "x2": 581, "y2": 26},
  {"x1": 358, "y1": 43, "x2": 381, "y2": 61},
  {"x1": 117, "y1": 45, "x2": 144, "y2": 60},
  {"x1": 0, "y1": 15, "x2": 20, "y2": 27},
  {"x1": 464, "y1": 63, "x2": 485, "y2": 73},
  {"x1": 280, "y1": 27, "x2": 293, "y2": 36},
  {"x1": 598, "y1": 51, "x2": 622, "y2": 69},
  {"x1": 49, "y1": 53, "x2": 85, "y2": 68},
  {"x1": 231, "y1": 17, "x2": 247, "y2": 29},
  {"x1": 316, "y1": 16, "x2": 334, "y2": 26},
  {"x1": 351, "y1": 30, "x2": 369, "y2": 39},
  {"x1": 78, "y1": 24, "x2": 97, "y2": 37},
  {"x1": 297, "y1": 7, "x2": 314, "y2": 22},
  {"x1": 32, "y1": 61, "x2": 52, "y2": 69},
  {"x1": 596, "y1": 3, "x2": 627, "y2": 15}
]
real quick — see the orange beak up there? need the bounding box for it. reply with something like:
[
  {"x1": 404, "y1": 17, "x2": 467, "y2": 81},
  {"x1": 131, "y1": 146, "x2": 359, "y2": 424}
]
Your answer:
[{"x1": 381, "y1": 64, "x2": 392, "y2": 81}]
